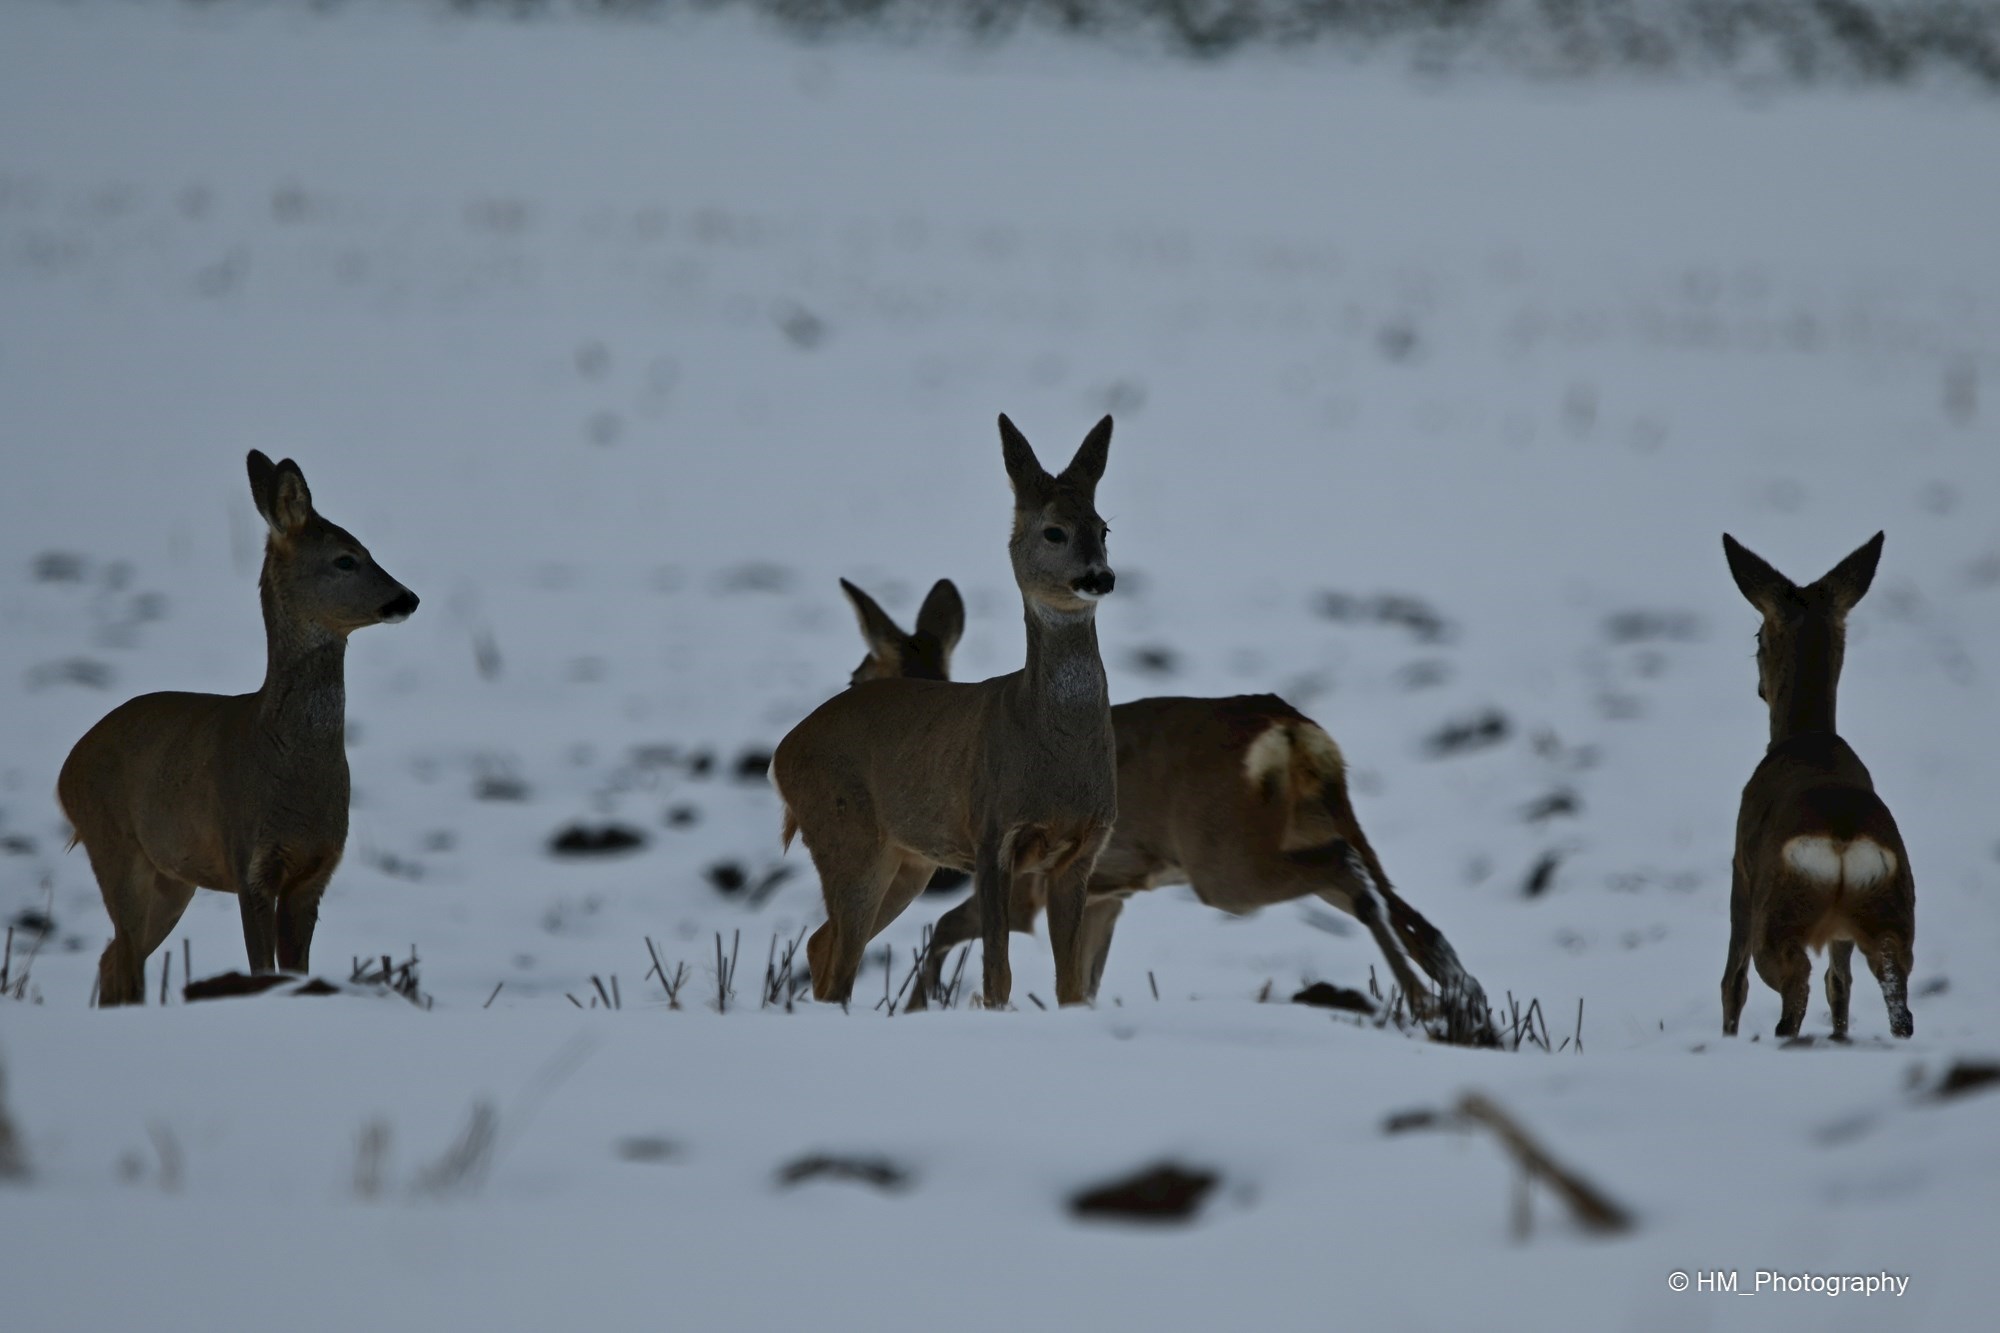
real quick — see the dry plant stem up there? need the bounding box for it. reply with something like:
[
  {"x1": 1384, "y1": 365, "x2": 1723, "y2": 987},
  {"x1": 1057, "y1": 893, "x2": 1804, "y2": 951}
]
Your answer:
[
  {"x1": 713, "y1": 930, "x2": 740, "y2": 1014},
  {"x1": 7, "y1": 884, "x2": 53, "y2": 1001},
  {"x1": 1457, "y1": 1093, "x2": 1634, "y2": 1235},
  {"x1": 160, "y1": 949, "x2": 171, "y2": 1005},
  {"x1": 416, "y1": 1101, "x2": 498, "y2": 1197},
  {"x1": 591, "y1": 975, "x2": 613, "y2": 1010},
  {"x1": 0, "y1": 1054, "x2": 28, "y2": 1182},
  {"x1": 942, "y1": 946, "x2": 970, "y2": 1009},
  {"x1": 484, "y1": 981, "x2": 504, "y2": 1008}
]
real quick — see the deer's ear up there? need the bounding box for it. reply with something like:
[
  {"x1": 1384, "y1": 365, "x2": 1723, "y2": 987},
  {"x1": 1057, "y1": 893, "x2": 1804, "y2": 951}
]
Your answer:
[
  {"x1": 1812, "y1": 531, "x2": 1884, "y2": 616},
  {"x1": 246, "y1": 450, "x2": 279, "y2": 519},
  {"x1": 840, "y1": 578, "x2": 907, "y2": 666},
  {"x1": 999, "y1": 414, "x2": 1052, "y2": 505},
  {"x1": 1723, "y1": 534, "x2": 1795, "y2": 616},
  {"x1": 1057, "y1": 415, "x2": 1112, "y2": 492},
  {"x1": 248, "y1": 452, "x2": 314, "y2": 536},
  {"x1": 914, "y1": 579, "x2": 965, "y2": 663}
]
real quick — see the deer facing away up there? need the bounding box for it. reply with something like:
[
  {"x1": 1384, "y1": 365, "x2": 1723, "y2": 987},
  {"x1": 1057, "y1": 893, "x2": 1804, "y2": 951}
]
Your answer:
[
  {"x1": 838, "y1": 576, "x2": 1492, "y2": 1039},
  {"x1": 1721, "y1": 531, "x2": 1914, "y2": 1040},
  {"x1": 59, "y1": 452, "x2": 418, "y2": 1005},
  {"x1": 771, "y1": 415, "x2": 1118, "y2": 1009}
]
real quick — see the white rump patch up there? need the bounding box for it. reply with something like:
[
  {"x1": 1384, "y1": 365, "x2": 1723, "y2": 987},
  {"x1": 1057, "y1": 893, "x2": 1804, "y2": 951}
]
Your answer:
[
  {"x1": 1782, "y1": 836, "x2": 1843, "y2": 884},
  {"x1": 1840, "y1": 840, "x2": 1898, "y2": 888},
  {"x1": 1242, "y1": 725, "x2": 1292, "y2": 788},
  {"x1": 1242, "y1": 722, "x2": 1343, "y2": 790},
  {"x1": 1293, "y1": 723, "x2": 1343, "y2": 778},
  {"x1": 1782, "y1": 836, "x2": 1897, "y2": 888}
]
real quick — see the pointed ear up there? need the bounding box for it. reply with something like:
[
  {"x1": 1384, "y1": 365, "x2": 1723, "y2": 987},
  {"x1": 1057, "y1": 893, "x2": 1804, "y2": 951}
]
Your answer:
[
  {"x1": 840, "y1": 578, "x2": 907, "y2": 664},
  {"x1": 246, "y1": 450, "x2": 279, "y2": 521},
  {"x1": 1057, "y1": 415, "x2": 1112, "y2": 492},
  {"x1": 1812, "y1": 531, "x2": 1884, "y2": 615},
  {"x1": 914, "y1": 579, "x2": 964, "y2": 661},
  {"x1": 248, "y1": 451, "x2": 314, "y2": 536},
  {"x1": 1722, "y1": 534, "x2": 1795, "y2": 616},
  {"x1": 999, "y1": 414, "x2": 1051, "y2": 504}
]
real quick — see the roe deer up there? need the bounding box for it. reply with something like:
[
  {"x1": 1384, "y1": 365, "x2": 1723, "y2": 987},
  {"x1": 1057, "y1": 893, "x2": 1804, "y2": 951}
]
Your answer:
[
  {"x1": 772, "y1": 415, "x2": 1118, "y2": 1009},
  {"x1": 838, "y1": 578, "x2": 1493, "y2": 1041},
  {"x1": 58, "y1": 452, "x2": 418, "y2": 1005},
  {"x1": 1721, "y1": 531, "x2": 1913, "y2": 1039}
]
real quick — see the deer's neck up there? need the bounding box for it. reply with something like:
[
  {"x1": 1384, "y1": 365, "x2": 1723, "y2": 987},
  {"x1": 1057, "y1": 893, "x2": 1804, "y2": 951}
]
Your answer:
[
  {"x1": 257, "y1": 583, "x2": 349, "y2": 744},
  {"x1": 1017, "y1": 601, "x2": 1107, "y2": 727},
  {"x1": 1770, "y1": 655, "x2": 1837, "y2": 744}
]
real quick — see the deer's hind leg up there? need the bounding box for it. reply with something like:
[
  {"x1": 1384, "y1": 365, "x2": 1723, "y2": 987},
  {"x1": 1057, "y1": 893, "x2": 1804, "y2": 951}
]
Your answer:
[
  {"x1": 1824, "y1": 940, "x2": 1855, "y2": 1040},
  {"x1": 1297, "y1": 841, "x2": 1433, "y2": 1016},
  {"x1": 1722, "y1": 862, "x2": 1753, "y2": 1036},
  {"x1": 82, "y1": 832, "x2": 179, "y2": 1007},
  {"x1": 1854, "y1": 929, "x2": 1914, "y2": 1040},
  {"x1": 802, "y1": 829, "x2": 899, "y2": 1006},
  {"x1": 1080, "y1": 894, "x2": 1127, "y2": 1001},
  {"x1": 869, "y1": 855, "x2": 938, "y2": 941},
  {"x1": 1753, "y1": 936, "x2": 1813, "y2": 1038}
]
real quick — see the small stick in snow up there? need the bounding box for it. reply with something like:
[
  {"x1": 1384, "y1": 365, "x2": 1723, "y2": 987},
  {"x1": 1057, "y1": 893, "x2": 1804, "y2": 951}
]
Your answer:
[
  {"x1": 1028, "y1": 993, "x2": 1047, "y2": 1011},
  {"x1": 160, "y1": 948, "x2": 171, "y2": 1005},
  {"x1": 591, "y1": 975, "x2": 614, "y2": 1010},
  {"x1": 611, "y1": 975, "x2": 621, "y2": 1010},
  {"x1": 484, "y1": 981, "x2": 504, "y2": 1009},
  {"x1": 1574, "y1": 997, "x2": 1584, "y2": 1054},
  {"x1": 1148, "y1": 970, "x2": 1159, "y2": 1001},
  {"x1": 1456, "y1": 1093, "x2": 1633, "y2": 1236},
  {"x1": 565, "y1": 992, "x2": 584, "y2": 1009}
]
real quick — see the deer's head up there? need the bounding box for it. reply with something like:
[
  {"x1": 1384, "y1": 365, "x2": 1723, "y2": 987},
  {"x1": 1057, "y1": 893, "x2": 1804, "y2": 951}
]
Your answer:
[
  {"x1": 840, "y1": 578, "x2": 964, "y2": 686},
  {"x1": 1723, "y1": 530, "x2": 1882, "y2": 735},
  {"x1": 248, "y1": 450, "x2": 419, "y2": 637},
  {"x1": 1000, "y1": 414, "x2": 1114, "y2": 619}
]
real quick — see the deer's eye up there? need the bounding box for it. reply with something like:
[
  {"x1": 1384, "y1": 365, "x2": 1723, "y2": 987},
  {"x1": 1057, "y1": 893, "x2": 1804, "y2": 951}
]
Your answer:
[
  {"x1": 1042, "y1": 527, "x2": 1066, "y2": 544},
  {"x1": 333, "y1": 555, "x2": 359, "y2": 572}
]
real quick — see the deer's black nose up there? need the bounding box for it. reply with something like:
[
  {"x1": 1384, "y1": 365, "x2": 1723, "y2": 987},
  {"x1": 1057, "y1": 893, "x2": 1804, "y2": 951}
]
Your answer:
[
  {"x1": 1072, "y1": 569, "x2": 1115, "y2": 597},
  {"x1": 379, "y1": 590, "x2": 419, "y2": 622}
]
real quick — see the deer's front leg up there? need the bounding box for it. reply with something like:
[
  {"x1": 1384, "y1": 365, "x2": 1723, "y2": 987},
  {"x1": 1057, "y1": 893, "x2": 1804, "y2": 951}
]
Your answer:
[
  {"x1": 977, "y1": 832, "x2": 1012, "y2": 1009},
  {"x1": 1044, "y1": 865, "x2": 1096, "y2": 1009},
  {"x1": 276, "y1": 863, "x2": 336, "y2": 975},
  {"x1": 238, "y1": 848, "x2": 283, "y2": 974}
]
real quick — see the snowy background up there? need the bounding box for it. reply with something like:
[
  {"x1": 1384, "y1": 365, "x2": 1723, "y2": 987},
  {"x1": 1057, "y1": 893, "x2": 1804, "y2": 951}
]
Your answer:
[{"x1": 1, "y1": 1, "x2": 1996, "y2": 1327}]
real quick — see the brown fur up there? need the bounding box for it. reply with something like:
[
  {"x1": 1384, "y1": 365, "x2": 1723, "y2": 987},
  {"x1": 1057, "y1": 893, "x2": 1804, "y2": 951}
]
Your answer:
[
  {"x1": 1720, "y1": 531, "x2": 1914, "y2": 1040},
  {"x1": 57, "y1": 452, "x2": 417, "y2": 1005},
  {"x1": 840, "y1": 580, "x2": 1491, "y2": 1032},
  {"x1": 772, "y1": 416, "x2": 1118, "y2": 1008}
]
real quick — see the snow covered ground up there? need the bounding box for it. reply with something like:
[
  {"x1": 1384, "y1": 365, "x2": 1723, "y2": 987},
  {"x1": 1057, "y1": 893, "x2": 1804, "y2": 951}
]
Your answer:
[{"x1": 1, "y1": 2, "x2": 1996, "y2": 1328}]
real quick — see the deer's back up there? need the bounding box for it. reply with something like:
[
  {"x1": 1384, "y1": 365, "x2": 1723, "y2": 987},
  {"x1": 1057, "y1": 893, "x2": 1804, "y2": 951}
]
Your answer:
[
  {"x1": 1738, "y1": 734, "x2": 1892, "y2": 848},
  {"x1": 1094, "y1": 694, "x2": 1312, "y2": 891}
]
